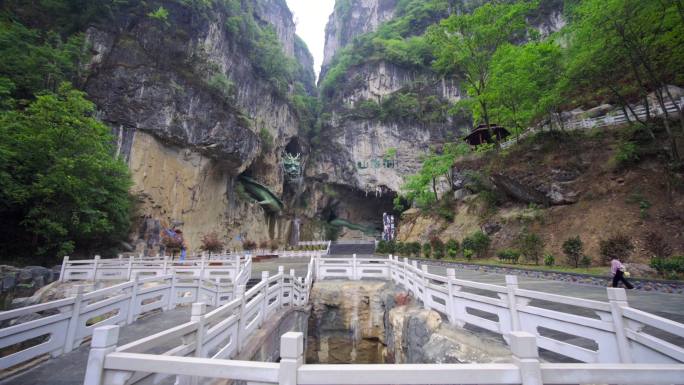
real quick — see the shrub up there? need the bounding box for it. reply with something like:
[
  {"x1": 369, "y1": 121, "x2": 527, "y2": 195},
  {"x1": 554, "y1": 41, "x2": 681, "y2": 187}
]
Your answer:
[
  {"x1": 463, "y1": 248, "x2": 474, "y2": 260},
  {"x1": 613, "y1": 141, "x2": 639, "y2": 166},
  {"x1": 259, "y1": 240, "x2": 269, "y2": 249},
  {"x1": 376, "y1": 240, "x2": 388, "y2": 254},
  {"x1": 580, "y1": 255, "x2": 592, "y2": 268},
  {"x1": 200, "y1": 232, "x2": 224, "y2": 253},
  {"x1": 599, "y1": 234, "x2": 634, "y2": 263},
  {"x1": 497, "y1": 249, "x2": 520, "y2": 264},
  {"x1": 430, "y1": 237, "x2": 445, "y2": 259},
  {"x1": 562, "y1": 236, "x2": 584, "y2": 268},
  {"x1": 242, "y1": 239, "x2": 257, "y2": 250},
  {"x1": 650, "y1": 256, "x2": 684, "y2": 277},
  {"x1": 445, "y1": 239, "x2": 459, "y2": 258},
  {"x1": 643, "y1": 231, "x2": 672, "y2": 259},
  {"x1": 408, "y1": 242, "x2": 422, "y2": 257},
  {"x1": 462, "y1": 231, "x2": 491, "y2": 258},
  {"x1": 517, "y1": 230, "x2": 544, "y2": 265},
  {"x1": 422, "y1": 243, "x2": 432, "y2": 258},
  {"x1": 544, "y1": 254, "x2": 555, "y2": 266}
]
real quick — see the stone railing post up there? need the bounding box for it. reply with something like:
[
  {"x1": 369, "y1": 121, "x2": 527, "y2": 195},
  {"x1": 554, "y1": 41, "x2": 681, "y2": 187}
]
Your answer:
[
  {"x1": 387, "y1": 255, "x2": 393, "y2": 280},
  {"x1": 261, "y1": 271, "x2": 269, "y2": 323},
  {"x1": 279, "y1": 332, "x2": 303, "y2": 385},
  {"x1": 199, "y1": 255, "x2": 206, "y2": 286},
  {"x1": 506, "y1": 275, "x2": 521, "y2": 333},
  {"x1": 83, "y1": 325, "x2": 120, "y2": 385},
  {"x1": 191, "y1": 302, "x2": 207, "y2": 358},
  {"x1": 299, "y1": 277, "x2": 305, "y2": 305},
  {"x1": 607, "y1": 288, "x2": 632, "y2": 363},
  {"x1": 168, "y1": 268, "x2": 177, "y2": 310},
  {"x1": 402, "y1": 258, "x2": 409, "y2": 288},
  {"x1": 234, "y1": 254, "x2": 241, "y2": 280},
  {"x1": 92, "y1": 255, "x2": 101, "y2": 282},
  {"x1": 421, "y1": 265, "x2": 430, "y2": 307},
  {"x1": 446, "y1": 268, "x2": 456, "y2": 324},
  {"x1": 127, "y1": 275, "x2": 140, "y2": 324},
  {"x1": 162, "y1": 256, "x2": 169, "y2": 275},
  {"x1": 126, "y1": 256, "x2": 134, "y2": 280},
  {"x1": 60, "y1": 256, "x2": 69, "y2": 282},
  {"x1": 235, "y1": 284, "x2": 246, "y2": 352},
  {"x1": 64, "y1": 285, "x2": 85, "y2": 353},
  {"x1": 510, "y1": 331, "x2": 542, "y2": 385},
  {"x1": 278, "y1": 266, "x2": 285, "y2": 309},
  {"x1": 289, "y1": 269, "x2": 296, "y2": 305},
  {"x1": 352, "y1": 253, "x2": 357, "y2": 280}
]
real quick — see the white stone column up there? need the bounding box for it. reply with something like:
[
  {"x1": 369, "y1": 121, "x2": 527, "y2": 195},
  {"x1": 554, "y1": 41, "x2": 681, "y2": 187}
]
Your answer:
[
  {"x1": 278, "y1": 332, "x2": 303, "y2": 385},
  {"x1": 261, "y1": 271, "x2": 269, "y2": 323},
  {"x1": 506, "y1": 275, "x2": 522, "y2": 333},
  {"x1": 192, "y1": 302, "x2": 207, "y2": 358},
  {"x1": 607, "y1": 287, "x2": 632, "y2": 363},
  {"x1": 510, "y1": 331, "x2": 543, "y2": 385},
  {"x1": 278, "y1": 266, "x2": 285, "y2": 309},
  {"x1": 60, "y1": 256, "x2": 69, "y2": 282},
  {"x1": 127, "y1": 275, "x2": 140, "y2": 324},
  {"x1": 64, "y1": 285, "x2": 84, "y2": 353},
  {"x1": 83, "y1": 325, "x2": 120, "y2": 385}
]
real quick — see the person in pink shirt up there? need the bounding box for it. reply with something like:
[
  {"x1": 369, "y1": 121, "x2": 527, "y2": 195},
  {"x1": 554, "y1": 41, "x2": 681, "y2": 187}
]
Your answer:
[{"x1": 610, "y1": 257, "x2": 634, "y2": 289}]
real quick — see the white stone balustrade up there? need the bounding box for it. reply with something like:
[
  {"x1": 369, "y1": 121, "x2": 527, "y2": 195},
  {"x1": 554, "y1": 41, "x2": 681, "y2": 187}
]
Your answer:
[
  {"x1": 317, "y1": 255, "x2": 684, "y2": 364},
  {"x1": 80, "y1": 254, "x2": 684, "y2": 385},
  {"x1": 83, "y1": 258, "x2": 315, "y2": 385},
  {"x1": 0, "y1": 255, "x2": 253, "y2": 371}
]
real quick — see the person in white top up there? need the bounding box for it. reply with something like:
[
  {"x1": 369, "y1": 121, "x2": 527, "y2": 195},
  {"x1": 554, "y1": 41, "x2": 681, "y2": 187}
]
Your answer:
[{"x1": 610, "y1": 257, "x2": 634, "y2": 289}]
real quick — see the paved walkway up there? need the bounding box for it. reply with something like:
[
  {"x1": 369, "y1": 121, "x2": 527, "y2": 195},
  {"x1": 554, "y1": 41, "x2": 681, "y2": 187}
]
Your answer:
[{"x1": 1, "y1": 307, "x2": 193, "y2": 385}]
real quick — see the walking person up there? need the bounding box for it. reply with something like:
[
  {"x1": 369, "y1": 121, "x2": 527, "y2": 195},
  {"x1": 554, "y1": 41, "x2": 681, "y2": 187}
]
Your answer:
[{"x1": 610, "y1": 256, "x2": 634, "y2": 289}]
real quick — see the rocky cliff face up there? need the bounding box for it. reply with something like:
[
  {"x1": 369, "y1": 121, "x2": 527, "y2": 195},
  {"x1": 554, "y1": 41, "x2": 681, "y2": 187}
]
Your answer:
[
  {"x1": 305, "y1": 0, "x2": 568, "y2": 237},
  {"x1": 83, "y1": 0, "x2": 315, "y2": 252},
  {"x1": 321, "y1": 0, "x2": 399, "y2": 77},
  {"x1": 306, "y1": 280, "x2": 512, "y2": 364}
]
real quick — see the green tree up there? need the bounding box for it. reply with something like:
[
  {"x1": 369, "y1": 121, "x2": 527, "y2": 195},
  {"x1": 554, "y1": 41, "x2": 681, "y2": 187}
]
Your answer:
[
  {"x1": 429, "y1": 1, "x2": 531, "y2": 141},
  {"x1": 562, "y1": 236, "x2": 584, "y2": 268},
  {"x1": 516, "y1": 230, "x2": 544, "y2": 265},
  {"x1": 0, "y1": 83, "x2": 132, "y2": 263},
  {"x1": 485, "y1": 41, "x2": 564, "y2": 137},
  {"x1": 564, "y1": 0, "x2": 684, "y2": 161}
]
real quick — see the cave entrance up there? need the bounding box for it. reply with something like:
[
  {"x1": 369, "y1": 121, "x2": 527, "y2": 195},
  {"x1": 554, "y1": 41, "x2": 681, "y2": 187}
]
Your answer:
[{"x1": 320, "y1": 184, "x2": 398, "y2": 241}]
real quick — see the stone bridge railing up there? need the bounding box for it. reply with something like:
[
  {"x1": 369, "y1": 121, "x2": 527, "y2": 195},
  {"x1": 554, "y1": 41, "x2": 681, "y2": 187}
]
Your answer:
[
  {"x1": 0, "y1": 255, "x2": 253, "y2": 371},
  {"x1": 59, "y1": 253, "x2": 250, "y2": 283},
  {"x1": 315, "y1": 255, "x2": 684, "y2": 364},
  {"x1": 84, "y1": 258, "x2": 315, "y2": 385},
  {"x1": 79, "y1": 255, "x2": 684, "y2": 385}
]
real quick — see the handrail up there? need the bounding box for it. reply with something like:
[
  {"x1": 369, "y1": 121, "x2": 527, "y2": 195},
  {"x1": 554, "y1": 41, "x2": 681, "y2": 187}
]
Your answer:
[
  {"x1": 316, "y1": 254, "x2": 684, "y2": 364},
  {"x1": 0, "y1": 255, "x2": 252, "y2": 371}
]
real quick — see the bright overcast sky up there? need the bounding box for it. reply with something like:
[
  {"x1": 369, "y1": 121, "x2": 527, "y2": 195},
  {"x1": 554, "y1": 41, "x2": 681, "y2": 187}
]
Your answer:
[{"x1": 286, "y1": 0, "x2": 336, "y2": 80}]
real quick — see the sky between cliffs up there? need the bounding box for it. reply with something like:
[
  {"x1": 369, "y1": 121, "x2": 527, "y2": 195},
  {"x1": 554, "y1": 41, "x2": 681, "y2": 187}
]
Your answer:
[{"x1": 286, "y1": 0, "x2": 335, "y2": 80}]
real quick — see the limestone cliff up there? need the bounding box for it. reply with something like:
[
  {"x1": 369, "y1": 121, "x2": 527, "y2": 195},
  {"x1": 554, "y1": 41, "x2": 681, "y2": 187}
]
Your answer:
[
  {"x1": 321, "y1": 0, "x2": 399, "y2": 77},
  {"x1": 83, "y1": 0, "x2": 315, "y2": 252},
  {"x1": 306, "y1": 0, "x2": 567, "y2": 238}
]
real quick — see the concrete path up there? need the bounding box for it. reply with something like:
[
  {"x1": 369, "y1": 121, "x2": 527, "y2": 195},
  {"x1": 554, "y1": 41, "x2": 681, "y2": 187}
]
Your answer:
[{"x1": 1, "y1": 307, "x2": 193, "y2": 385}]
